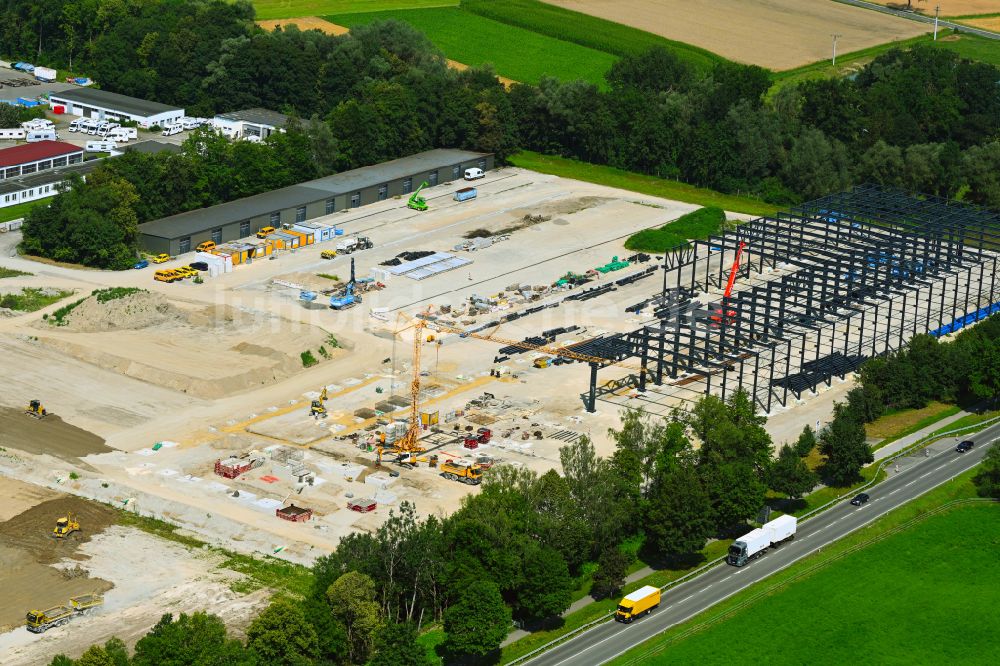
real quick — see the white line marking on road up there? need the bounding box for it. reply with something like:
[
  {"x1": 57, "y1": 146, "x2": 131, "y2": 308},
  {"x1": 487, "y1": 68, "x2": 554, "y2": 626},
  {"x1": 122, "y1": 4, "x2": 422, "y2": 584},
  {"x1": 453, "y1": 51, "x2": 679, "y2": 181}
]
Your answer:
[
  {"x1": 905, "y1": 481, "x2": 915, "y2": 487},
  {"x1": 919, "y1": 472, "x2": 932, "y2": 479},
  {"x1": 582, "y1": 454, "x2": 991, "y2": 666},
  {"x1": 887, "y1": 489, "x2": 899, "y2": 496}
]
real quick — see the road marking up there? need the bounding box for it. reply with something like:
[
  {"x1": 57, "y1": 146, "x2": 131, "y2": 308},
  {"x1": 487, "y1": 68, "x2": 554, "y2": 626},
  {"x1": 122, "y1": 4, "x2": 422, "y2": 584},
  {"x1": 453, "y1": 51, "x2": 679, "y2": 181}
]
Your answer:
[
  {"x1": 679, "y1": 595, "x2": 692, "y2": 603},
  {"x1": 919, "y1": 472, "x2": 933, "y2": 479},
  {"x1": 887, "y1": 488, "x2": 899, "y2": 495},
  {"x1": 905, "y1": 481, "x2": 915, "y2": 487},
  {"x1": 574, "y1": 452, "x2": 992, "y2": 666}
]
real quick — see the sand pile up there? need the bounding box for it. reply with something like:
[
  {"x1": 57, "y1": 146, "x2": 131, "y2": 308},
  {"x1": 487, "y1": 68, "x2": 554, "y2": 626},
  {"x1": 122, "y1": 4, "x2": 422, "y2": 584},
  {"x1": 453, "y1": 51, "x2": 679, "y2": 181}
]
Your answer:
[{"x1": 53, "y1": 291, "x2": 182, "y2": 332}]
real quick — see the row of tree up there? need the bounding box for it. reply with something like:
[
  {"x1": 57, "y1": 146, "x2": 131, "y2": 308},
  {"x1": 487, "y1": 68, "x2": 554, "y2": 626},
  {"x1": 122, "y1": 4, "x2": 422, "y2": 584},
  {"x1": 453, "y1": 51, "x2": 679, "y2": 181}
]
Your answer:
[
  {"x1": 4, "y1": 1, "x2": 1000, "y2": 213},
  {"x1": 857, "y1": 315, "x2": 1000, "y2": 415}
]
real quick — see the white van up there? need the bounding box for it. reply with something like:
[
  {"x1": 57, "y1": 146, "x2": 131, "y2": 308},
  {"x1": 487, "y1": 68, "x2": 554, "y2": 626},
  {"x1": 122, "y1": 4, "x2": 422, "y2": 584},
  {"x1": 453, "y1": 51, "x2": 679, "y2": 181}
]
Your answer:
[
  {"x1": 181, "y1": 117, "x2": 201, "y2": 130},
  {"x1": 162, "y1": 124, "x2": 183, "y2": 137},
  {"x1": 68, "y1": 119, "x2": 84, "y2": 132},
  {"x1": 86, "y1": 140, "x2": 117, "y2": 152},
  {"x1": 0, "y1": 128, "x2": 26, "y2": 140},
  {"x1": 463, "y1": 167, "x2": 485, "y2": 181},
  {"x1": 99, "y1": 123, "x2": 120, "y2": 138},
  {"x1": 26, "y1": 129, "x2": 57, "y2": 142},
  {"x1": 109, "y1": 127, "x2": 137, "y2": 142}
]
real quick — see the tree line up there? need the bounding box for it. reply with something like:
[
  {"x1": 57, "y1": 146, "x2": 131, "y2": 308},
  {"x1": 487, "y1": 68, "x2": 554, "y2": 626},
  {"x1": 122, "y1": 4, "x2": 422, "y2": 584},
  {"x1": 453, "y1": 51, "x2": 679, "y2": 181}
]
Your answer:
[{"x1": 7, "y1": 2, "x2": 1000, "y2": 268}]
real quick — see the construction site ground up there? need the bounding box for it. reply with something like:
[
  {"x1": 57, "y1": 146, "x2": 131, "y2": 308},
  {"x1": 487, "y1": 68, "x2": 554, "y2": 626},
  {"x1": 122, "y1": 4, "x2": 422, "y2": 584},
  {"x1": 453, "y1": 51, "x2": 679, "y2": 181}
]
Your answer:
[{"x1": 0, "y1": 166, "x2": 889, "y2": 655}]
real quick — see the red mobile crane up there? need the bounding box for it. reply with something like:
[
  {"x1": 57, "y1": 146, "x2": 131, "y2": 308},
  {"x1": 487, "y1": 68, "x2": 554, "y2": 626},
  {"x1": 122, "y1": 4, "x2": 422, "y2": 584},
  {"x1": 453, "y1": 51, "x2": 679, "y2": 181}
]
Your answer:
[{"x1": 710, "y1": 241, "x2": 745, "y2": 327}]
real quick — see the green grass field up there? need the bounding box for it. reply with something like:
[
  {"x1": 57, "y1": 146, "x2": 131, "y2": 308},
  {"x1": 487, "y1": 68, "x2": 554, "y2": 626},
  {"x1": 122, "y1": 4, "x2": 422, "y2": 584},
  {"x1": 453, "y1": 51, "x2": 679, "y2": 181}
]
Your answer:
[
  {"x1": 326, "y1": 7, "x2": 617, "y2": 86},
  {"x1": 510, "y1": 152, "x2": 777, "y2": 217},
  {"x1": 460, "y1": 0, "x2": 723, "y2": 74},
  {"x1": 625, "y1": 207, "x2": 726, "y2": 252},
  {"x1": 253, "y1": 0, "x2": 457, "y2": 21},
  {"x1": 773, "y1": 31, "x2": 1000, "y2": 94},
  {"x1": 0, "y1": 197, "x2": 49, "y2": 223},
  {"x1": 611, "y1": 475, "x2": 1000, "y2": 665}
]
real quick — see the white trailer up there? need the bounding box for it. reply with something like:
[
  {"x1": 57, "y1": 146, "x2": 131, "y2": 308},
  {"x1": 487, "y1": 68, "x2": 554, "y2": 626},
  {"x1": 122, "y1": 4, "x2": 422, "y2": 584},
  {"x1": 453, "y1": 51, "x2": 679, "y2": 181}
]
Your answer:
[
  {"x1": 764, "y1": 514, "x2": 797, "y2": 543},
  {"x1": 727, "y1": 515, "x2": 797, "y2": 567},
  {"x1": 0, "y1": 128, "x2": 26, "y2": 140},
  {"x1": 34, "y1": 66, "x2": 57, "y2": 82}
]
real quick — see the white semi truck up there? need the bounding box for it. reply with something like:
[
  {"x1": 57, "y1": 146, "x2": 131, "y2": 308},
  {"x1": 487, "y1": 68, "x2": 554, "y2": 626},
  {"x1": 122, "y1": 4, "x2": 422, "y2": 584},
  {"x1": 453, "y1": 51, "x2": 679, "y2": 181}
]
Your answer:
[{"x1": 726, "y1": 514, "x2": 797, "y2": 567}]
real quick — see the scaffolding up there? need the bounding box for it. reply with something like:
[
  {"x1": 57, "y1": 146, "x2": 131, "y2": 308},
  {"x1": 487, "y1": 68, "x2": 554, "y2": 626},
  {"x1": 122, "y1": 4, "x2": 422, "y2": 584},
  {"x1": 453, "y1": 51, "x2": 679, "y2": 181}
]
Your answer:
[{"x1": 580, "y1": 186, "x2": 1000, "y2": 414}]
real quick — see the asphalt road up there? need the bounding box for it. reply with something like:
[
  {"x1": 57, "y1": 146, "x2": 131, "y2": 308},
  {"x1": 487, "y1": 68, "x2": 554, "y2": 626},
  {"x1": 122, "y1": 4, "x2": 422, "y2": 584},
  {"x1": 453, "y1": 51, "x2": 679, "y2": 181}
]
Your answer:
[
  {"x1": 527, "y1": 422, "x2": 999, "y2": 666},
  {"x1": 833, "y1": 0, "x2": 1000, "y2": 41}
]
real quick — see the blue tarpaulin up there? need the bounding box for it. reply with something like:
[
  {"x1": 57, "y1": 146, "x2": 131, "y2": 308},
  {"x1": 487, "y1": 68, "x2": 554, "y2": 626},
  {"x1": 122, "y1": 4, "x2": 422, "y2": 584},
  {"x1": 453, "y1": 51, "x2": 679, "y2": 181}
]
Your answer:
[{"x1": 930, "y1": 302, "x2": 1000, "y2": 337}]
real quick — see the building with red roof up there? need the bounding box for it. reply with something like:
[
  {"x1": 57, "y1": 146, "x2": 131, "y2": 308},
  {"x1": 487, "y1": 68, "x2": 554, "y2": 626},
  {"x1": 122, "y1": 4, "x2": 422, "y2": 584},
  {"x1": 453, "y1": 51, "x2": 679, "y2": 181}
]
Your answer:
[{"x1": 0, "y1": 140, "x2": 83, "y2": 180}]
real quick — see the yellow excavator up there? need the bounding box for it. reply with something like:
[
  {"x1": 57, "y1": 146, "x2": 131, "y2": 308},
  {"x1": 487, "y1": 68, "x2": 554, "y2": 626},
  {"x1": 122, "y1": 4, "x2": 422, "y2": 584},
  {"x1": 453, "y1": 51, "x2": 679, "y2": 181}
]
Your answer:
[
  {"x1": 52, "y1": 512, "x2": 79, "y2": 539},
  {"x1": 25, "y1": 399, "x2": 48, "y2": 419},
  {"x1": 309, "y1": 399, "x2": 327, "y2": 419}
]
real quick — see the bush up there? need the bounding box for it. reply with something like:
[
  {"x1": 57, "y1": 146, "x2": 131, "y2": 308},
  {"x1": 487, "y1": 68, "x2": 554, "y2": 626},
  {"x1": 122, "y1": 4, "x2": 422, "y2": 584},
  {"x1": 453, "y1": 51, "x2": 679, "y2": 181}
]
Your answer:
[
  {"x1": 301, "y1": 350, "x2": 318, "y2": 367},
  {"x1": 624, "y1": 207, "x2": 726, "y2": 252},
  {"x1": 0, "y1": 288, "x2": 74, "y2": 312},
  {"x1": 318, "y1": 346, "x2": 330, "y2": 359},
  {"x1": 326, "y1": 334, "x2": 339, "y2": 349},
  {"x1": 0, "y1": 267, "x2": 32, "y2": 279},
  {"x1": 49, "y1": 297, "x2": 87, "y2": 325},
  {"x1": 93, "y1": 287, "x2": 144, "y2": 303}
]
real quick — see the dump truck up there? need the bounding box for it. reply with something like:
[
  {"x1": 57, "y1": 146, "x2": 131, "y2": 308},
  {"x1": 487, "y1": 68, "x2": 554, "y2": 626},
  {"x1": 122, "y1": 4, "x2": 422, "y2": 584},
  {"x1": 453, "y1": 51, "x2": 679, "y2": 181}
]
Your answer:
[
  {"x1": 440, "y1": 460, "x2": 483, "y2": 485},
  {"x1": 52, "y1": 512, "x2": 79, "y2": 538},
  {"x1": 26, "y1": 594, "x2": 103, "y2": 633},
  {"x1": 615, "y1": 585, "x2": 660, "y2": 623},
  {"x1": 727, "y1": 514, "x2": 797, "y2": 567},
  {"x1": 463, "y1": 428, "x2": 492, "y2": 449}
]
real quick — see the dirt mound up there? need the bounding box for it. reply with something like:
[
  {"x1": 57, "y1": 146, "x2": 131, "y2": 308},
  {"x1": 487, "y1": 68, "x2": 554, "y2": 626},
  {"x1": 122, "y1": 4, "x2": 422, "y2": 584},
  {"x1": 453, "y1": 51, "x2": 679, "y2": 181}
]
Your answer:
[
  {"x1": 0, "y1": 496, "x2": 118, "y2": 564},
  {"x1": 184, "y1": 303, "x2": 261, "y2": 331},
  {"x1": 0, "y1": 407, "x2": 111, "y2": 460},
  {"x1": 0, "y1": 497, "x2": 116, "y2": 631},
  {"x1": 54, "y1": 290, "x2": 182, "y2": 333}
]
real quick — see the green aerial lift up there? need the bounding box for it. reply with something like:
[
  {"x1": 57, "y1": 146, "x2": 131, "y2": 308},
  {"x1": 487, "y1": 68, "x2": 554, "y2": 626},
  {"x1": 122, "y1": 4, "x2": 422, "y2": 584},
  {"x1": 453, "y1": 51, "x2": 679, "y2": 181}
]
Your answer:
[{"x1": 407, "y1": 181, "x2": 429, "y2": 211}]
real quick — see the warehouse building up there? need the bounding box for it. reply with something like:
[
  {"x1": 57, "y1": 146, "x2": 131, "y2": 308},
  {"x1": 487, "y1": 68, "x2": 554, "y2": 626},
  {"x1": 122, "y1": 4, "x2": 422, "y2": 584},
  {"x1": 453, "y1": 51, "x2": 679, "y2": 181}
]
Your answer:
[
  {"x1": 0, "y1": 160, "x2": 98, "y2": 208},
  {"x1": 213, "y1": 108, "x2": 288, "y2": 139},
  {"x1": 0, "y1": 140, "x2": 83, "y2": 181},
  {"x1": 138, "y1": 148, "x2": 494, "y2": 255},
  {"x1": 49, "y1": 88, "x2": 184, "y2": 128}
]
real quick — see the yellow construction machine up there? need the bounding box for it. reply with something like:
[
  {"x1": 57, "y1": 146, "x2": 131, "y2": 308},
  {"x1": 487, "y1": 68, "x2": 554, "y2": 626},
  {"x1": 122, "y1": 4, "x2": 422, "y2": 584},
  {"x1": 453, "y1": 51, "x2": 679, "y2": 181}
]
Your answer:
[
  {"x1": 25, "y1": 399, "x2": 48, "y2": 419},
  {"x1": 309, "y1": 399, "x2": 328, "y2": 419},
  {"x1": 52, "y1": 512, "x2": 80, "y2": 539},
  {"x1": 26, "y1": 593, "x2": 103, "y2": 633}
]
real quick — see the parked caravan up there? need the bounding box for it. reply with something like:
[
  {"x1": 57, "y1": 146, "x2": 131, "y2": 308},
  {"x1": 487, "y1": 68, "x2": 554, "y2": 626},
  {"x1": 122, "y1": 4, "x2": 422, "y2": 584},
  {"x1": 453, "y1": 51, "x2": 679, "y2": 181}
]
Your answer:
[
  {"x1": 25, "y1": 129, "x2": 57, "y2": 142},
  {"x1": 34, "y1": 66, "x2": 57, "y2": 82},
  {"x1": 0, "y1": 128, "x2": 26, "y2": 140},
  {"x1": 161, "y1": 124, "x2": 183, "y2": 137},
  {"x1": 108, "y1": 127, "x2": 137, "y2": 142},
  {"x1": 85, "y1": 140, "x2": 117, "y2": 152}
]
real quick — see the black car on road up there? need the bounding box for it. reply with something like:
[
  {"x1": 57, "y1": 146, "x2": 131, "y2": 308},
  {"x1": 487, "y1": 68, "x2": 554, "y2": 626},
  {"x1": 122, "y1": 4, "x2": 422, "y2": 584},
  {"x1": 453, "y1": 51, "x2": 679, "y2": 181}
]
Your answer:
[
  {"x1": 850, "y1": 492, "x2": 870, "y2": 506},
  {"x1": 955, "y1": 440, "x2": 975, "y2": 453}
]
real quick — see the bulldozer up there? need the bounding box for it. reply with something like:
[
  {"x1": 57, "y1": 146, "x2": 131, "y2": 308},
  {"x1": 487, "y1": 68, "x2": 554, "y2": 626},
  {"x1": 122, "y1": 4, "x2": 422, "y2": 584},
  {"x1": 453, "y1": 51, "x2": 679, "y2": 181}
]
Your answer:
[
  {"x1": 309, "y1": 399, "x2": 327, "y2": 419},
  {"x1": 25, "y1": 399, "x2": 48, "y2": 419},
  {"x1": 52, "y1": 512, "x2": 79, "y2": 539}
]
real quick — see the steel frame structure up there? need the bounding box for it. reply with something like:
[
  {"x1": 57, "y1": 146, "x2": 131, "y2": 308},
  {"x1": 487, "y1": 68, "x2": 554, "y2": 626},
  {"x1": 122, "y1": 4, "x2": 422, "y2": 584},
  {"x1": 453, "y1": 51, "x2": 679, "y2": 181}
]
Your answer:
[{"x1": 578, "y1": 186, "x2": 1000, "y2": 413}]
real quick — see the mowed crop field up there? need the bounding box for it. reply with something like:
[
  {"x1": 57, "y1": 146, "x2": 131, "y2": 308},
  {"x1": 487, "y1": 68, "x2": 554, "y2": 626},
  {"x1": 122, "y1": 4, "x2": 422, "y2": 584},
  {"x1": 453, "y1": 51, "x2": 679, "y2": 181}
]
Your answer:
[
  {"x1": 253, "y1": 1, "x2": 457, "y2": 21},
  {"x1": 613, "y1": 503, "x2": 1000, "y2": 665},
  {"x1": 544, "y1": 0, "x2": 929, "y2": 70},
  {"x1": 327, "y1": 7, "x2": 618, "y2": 86}
]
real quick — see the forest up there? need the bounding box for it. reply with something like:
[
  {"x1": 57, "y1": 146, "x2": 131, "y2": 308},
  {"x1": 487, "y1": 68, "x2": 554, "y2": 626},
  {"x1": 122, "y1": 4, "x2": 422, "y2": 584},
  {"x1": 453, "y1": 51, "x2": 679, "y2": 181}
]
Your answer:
[{"x1": 5, "y1": 0, "x2": 1000, "y2": 267}]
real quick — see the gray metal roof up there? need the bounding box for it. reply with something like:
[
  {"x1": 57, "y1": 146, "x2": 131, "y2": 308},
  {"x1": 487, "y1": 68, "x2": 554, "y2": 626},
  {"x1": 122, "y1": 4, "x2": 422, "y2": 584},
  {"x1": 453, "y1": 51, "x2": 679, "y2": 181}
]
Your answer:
[
  {"x1": 50, "y1": 87, "x2": 182, "y2": 117},
  {"x1": 215, "y1": 108, "x2": 289, "y2": 127},
  {"x1": 0, "y1": 160, "x2": 99, "y2": 195},
  {"x1": 139, "y1": 149, "x2": 489, "y2": 239}
]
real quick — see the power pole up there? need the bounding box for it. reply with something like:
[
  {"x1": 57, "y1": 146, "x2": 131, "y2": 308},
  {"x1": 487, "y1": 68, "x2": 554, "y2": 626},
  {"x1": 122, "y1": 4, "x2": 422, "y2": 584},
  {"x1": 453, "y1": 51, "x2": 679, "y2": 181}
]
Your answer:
[
  {"x1": 933, "y1": 5, "x2": 940, "y2": 40},
  {"x1": 831, "y1": 34, "x2": 842, "y2": 66}
]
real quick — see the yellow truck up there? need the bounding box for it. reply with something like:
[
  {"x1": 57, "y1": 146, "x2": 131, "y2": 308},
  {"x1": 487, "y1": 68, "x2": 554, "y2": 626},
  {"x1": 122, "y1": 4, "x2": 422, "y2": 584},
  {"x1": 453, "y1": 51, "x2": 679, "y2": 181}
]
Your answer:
[
  {"x1": 26, "y1": 594, "x2": 103, "y2": 633},
  {"x1": 615, "y1": 585, "x2": 660, "y2": 623},
  {"x1": 439, "y1": 460, "x2": 483, "y2": 485}
]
